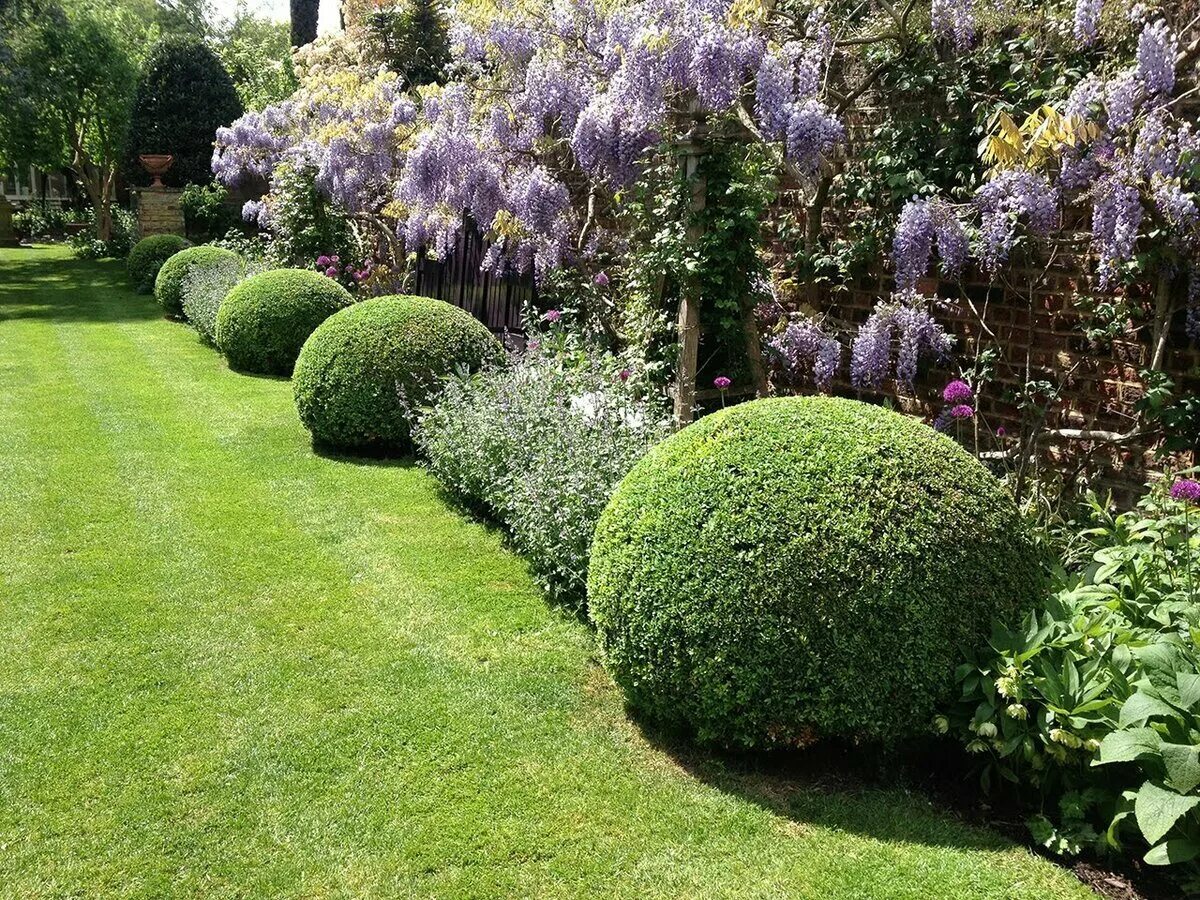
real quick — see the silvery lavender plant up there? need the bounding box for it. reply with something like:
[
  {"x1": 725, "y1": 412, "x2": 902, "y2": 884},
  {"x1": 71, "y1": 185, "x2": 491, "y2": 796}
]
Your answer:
[{"x1": 414, "y1": 348, "x2": 670, "y2": 609}]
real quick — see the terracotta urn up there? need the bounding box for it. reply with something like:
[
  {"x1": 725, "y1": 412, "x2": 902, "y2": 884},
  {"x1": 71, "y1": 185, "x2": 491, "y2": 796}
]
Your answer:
[{"x1": 138, "y1": 154, "x2": 175, "y2": 190}]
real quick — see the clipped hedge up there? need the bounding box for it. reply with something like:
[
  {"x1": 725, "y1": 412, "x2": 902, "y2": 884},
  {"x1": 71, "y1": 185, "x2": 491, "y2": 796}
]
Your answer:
[
  {"x1": 294, "y1": 294, "x2": 504, "y2": 453},
  {"x1": 587, "y1": 395, "x2": 1044, "y2": 750},
  {"x1": 127, "y1": 234, "x2": 190, "y2": 294},
  {"x1": 154, "y1": 245, "x2": 242, "y2": 317},
  {"x1": 215, "y1": 269, "x2": 352, "y2": 375}
]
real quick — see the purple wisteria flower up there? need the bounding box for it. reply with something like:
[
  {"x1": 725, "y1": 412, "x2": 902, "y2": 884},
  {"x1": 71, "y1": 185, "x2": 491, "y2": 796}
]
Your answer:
[
  {"x1": 1169, "y1": 479, "x2": 1200, "y2": 503},
  {"x1": 942, "y1": 380, "x2": 973, "y2": 404},
  {"x1": 1073, "y1": 0, "x2": 1102, "y2": 46}
]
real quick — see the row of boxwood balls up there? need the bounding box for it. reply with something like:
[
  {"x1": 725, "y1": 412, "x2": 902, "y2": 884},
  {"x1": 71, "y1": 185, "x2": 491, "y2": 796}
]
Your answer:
[{"x1": 135, "y1": 236, "x2": 1044, "y2": 751}]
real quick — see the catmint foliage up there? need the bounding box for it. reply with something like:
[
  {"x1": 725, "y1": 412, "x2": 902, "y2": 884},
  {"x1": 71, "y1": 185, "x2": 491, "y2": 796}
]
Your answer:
[{"x1": 413, "y1": 347, "x2": 671, "y2": 609}]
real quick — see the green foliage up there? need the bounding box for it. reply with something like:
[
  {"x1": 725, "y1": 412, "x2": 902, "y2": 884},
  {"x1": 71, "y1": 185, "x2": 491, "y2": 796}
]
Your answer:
[
  {"x1": 126, "y1": 234, "x2": 190, "y2": 292},
  {"x1": 265, "y1": 163, "x2": 356, "y2": 266},
  {"x1": 951, "y1": 485, "x2": 1200, "y2": 879},
  {"x1": 614, "y1": 132, "x2": 775, "y2": 392},
  {"x1": 154, "y1": 245, "x2": 241, "y2": 317},
  {"x1": 212, "y1": 5, "x2": 297, "y2": 111},
  {"x1": 215, "y1": 268, "x2": 352, "y2": 375},
  {"x1": 180, "y1": 182, "x2": 239, "y2": 241},
  {"x1": 0, "y1": 1, "x2": 144, "y2": 239},
  {"x1": 588, "y1": 395, "x2": 1044, "y2": 749},
  {"x1": 415, "y1": 342, "x2": 670, "y2": 608},
  {"x1": 363, "y1": 0, "x2": 451, "y2": 88},
  {"x1": 125, "y1": 35, "x2": 244, "y2": 187},
  {"x1": 293, "y1": 294, "x2": 503, "y2": 453},
  {"x1": 68, "y1": 207, "x2": 139, "y2": 260},
  {"x1": 11, "y1": 202, "x2": 86, "y2": 240}
]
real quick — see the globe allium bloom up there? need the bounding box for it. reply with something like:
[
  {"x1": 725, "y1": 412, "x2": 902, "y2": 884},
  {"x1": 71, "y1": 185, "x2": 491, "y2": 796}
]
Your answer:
[
  {"x1": 618, "y1": 368, "x2": 631, "y2": 382},
  {"x1": 1170, "y1": 479, "x2": 1200, "y2": 503},
  {"x1": 544, "y1": 309, "x2": 562, "y2": 323},
  {"x1": 316, "y1": 255, "x2": 331, "y2": 267},
  {"x1": 949, "y1": 404, "x2": 974, "y2": 419},
  {"x1": 324, "y1": 266, "x2": 339, "y2": 278},
  {"x1": 594, "y1": 271, "x2": 610, "y2": 286},
  {"x1": 713, "y1": 376, "x2": 732, "y2": 390},
  {"x1": 942, "y1": 379, "x2": 973, "y2": 404}
]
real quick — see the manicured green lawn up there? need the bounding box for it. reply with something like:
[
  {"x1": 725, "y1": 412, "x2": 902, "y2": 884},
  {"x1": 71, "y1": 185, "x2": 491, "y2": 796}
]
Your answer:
[{"x1": 0, "y1": 245, "x2": 1090, "y2": 898}]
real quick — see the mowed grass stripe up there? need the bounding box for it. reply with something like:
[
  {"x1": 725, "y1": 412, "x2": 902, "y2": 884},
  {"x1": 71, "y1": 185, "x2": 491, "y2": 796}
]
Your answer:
[{"x1": 0, "y1": 246, "x2": 1091, "y2": 899}]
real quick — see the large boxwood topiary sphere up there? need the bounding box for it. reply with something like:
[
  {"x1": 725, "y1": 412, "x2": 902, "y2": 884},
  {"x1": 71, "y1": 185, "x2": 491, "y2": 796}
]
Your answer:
[
  {"x1": 587, "y1": 396, "x2": 1044, "y2": 749},
  {"x1": 216, "y1": 269, "x2": 352, "y2": 375},
  {"x1": 154, "y1": 245, "x2": 241, "y2": 317},
  {"x1": 293, "y1": 294, "x2": 504, "y2": 453},
  {"x1": 128, "y1": 234, "x2": 190, "y2": 293}
]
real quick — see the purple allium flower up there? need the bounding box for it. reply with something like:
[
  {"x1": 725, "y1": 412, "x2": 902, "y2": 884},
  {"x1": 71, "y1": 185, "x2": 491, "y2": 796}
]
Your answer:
[
  {"x1": 331, "y1": 255, "x2": 340, "y2": 264},
  {"x1": 618, "y1": 368, "x2": 631, "y2": 382},
  {"x1": 544, "y1": 309, "x2": 562, "y2": 323},
  {"x1": 1170, "y1": 479, "x2": 1200, "y2": 503},
  {"x1": 942, "y1": 379, "x2": 973, "y2": 404},
  {"x1": 594, "y1": 271, "x2": 610, "y2": 286},
  {"x1": 316, "y1": 255, "x2": 331, "y2": 267},
  {"x1": 996, "y1": 426, "x2": 1007, "y2": 437},
  {"x1": 324, "y1": 266, "x2": 339, "y2": 278},
  {"x1": 713, "y1": 376, "x2": 732, "y2": 390},
  {"x1": 949, "y1": 404, "x2": 975, "y2": 419}
]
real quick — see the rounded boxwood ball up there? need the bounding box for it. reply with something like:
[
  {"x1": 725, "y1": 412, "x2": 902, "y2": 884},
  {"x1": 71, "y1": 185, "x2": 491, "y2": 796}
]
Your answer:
[
  {"x1": 128, "y1": 234, "x2": 190, "y2": 293},
  {"x1": 216, "y1": 269, "x2": 352, "y2": 375},
  {"x1": 293, "y1": 294, "x2": 504, "y2": 453},
  {"x1": 587, "y1": 396, "x2": 1044, "y2": 749},
  {"x1": 154, "y1": 245, "x2": 241, "y2": 317}
]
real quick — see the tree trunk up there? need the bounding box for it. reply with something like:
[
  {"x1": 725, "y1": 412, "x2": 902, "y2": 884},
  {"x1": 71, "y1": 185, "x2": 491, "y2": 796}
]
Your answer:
[
  {"x1": 674, "y1": 111, "x2": 707, "y2": 426},
  {"x1": 291, "y1": 0, "x2": 320, "y2": 48}
]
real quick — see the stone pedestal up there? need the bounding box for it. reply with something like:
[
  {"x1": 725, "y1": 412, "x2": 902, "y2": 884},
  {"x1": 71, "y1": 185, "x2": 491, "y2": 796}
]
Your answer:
[
  {"x1": 0, "y1": 197, "x2": 20, "y2": 247},
  {"x1": 133, "y1": 188, "x2": 185, "y2": 237}
]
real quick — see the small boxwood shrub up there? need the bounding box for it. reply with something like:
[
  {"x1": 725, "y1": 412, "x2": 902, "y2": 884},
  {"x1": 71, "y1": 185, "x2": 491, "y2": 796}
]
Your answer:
[
  {"x1": 127, "y1": 234, "x2": 190, "y2": 293},
  {"x1": 293, "y1": 295, "x2": 504, "y2": 453},
  {"x1": 587, "y1": 395, "x2": 1044, "y2": 750},
  {"x1": 215, "y1": 269, "x2": 352, "y2": 375},
  {"x1": 154, "y1": 245, "x2": 241, "y2": 317}
]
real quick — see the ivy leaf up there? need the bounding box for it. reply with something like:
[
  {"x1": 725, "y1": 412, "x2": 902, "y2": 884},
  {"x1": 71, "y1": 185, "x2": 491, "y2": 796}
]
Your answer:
[
  {"x1": 1119, "y1": 691, "x2": 1177, "y2": 727},
  {"x1": 1095, "y1": 728, "x2": 1161, "y2": 766},
  {"x1": 1134, "y1": 781, "x2": 1200, "y2": 845},
  {"x1": 1144, "y1": 838, "x2": 1200, "y2": 866},
  {"x1": 1160, "y1": 743, "x2": 1200, "y2": 794}
]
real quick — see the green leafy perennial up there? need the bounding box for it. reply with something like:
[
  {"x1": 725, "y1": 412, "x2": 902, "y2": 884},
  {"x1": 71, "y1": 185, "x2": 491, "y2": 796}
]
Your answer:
[{"x1": 952, "y1": 484, "x2": 1200, "y2": 874}]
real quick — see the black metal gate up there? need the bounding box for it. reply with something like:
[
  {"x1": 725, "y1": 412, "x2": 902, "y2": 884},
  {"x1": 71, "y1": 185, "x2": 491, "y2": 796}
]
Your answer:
[{"x1": 411, "y1": 224, "x2": 534, "y2": 333}]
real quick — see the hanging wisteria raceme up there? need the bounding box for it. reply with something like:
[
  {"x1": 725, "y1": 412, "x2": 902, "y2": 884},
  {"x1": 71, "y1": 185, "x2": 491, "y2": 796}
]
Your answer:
[
  {"x1": 931, "y1": 0, "x2": 975, "y2": 51},
  {"x1": 1187, "y1": 269, "x2": 1200, "y2": 343},
  {"x1": 974, "y1": 170, "x2": 1059, "y2": 274},
  {"x1": 1073, "y1": 0, "x2": 1102, "y2": 46},
  {"x1": 765, "y1": 316, "x2": 843, "y2": 388},
  {"x1": 1052, "y1": 16, "x2": 1200, "y2": 288},
  {"x1": 891, "y1": 197, "x2": 968, "y2": 291},
  {"x1": 850, "y1": 292, "x2": 952, "y2": 391}
]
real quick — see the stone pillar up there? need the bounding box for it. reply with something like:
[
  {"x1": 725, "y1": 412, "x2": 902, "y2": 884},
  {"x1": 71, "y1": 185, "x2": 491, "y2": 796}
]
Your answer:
[
  {"x1": 133, "y1": 188, "x2": 185, "y2": 237},
  {"x1": 0, "y1": 197, "x2": 20, "y2": 247}
]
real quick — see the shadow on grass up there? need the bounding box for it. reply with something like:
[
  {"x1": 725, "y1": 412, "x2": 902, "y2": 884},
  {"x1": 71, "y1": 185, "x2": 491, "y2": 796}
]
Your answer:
[
  {"x1": 0, "y1": 249, "x2": 164, "y2": 325},
  {"x1": 628, "y1": 713, "x2": 1026, "y2": 854},
  {"x1": 310, "y1": 441, "x2": 419, "y2": 469}
]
